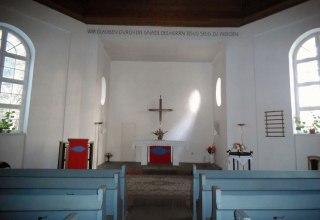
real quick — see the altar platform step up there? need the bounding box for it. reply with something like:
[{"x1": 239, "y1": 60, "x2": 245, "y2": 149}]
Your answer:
[{"x1": 98, "y1": 161, "x2": 221, "y2": 175}]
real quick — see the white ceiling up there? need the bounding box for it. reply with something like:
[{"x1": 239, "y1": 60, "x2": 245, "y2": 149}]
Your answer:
[{"x1": 102, "y1": 38, "x2": 223, "y2": 62}]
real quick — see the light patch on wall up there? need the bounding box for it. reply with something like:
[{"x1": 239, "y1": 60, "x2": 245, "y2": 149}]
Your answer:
[
  {"x1": 100, "y1": 76, "x2": 107, "y2": 106},
  {"x1": 167, "y1": 113, "x2": 196, "y2": 140},
  {"x1": 189, "y1": 90, "x2": 201, "y2": 113},
  {"x1": 216, "y1": 77, "x2": 222, "y2": 107},
  {"x1": 168, "y1": 90, "x2": 201, "y2": 140}
]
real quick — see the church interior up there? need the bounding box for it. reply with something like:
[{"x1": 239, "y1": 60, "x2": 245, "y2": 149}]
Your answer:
[{"x1": 0, "y1": 0, "x2": 320, "y2": 219}]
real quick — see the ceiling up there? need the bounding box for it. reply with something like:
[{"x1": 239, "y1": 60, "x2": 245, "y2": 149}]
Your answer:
[
  {"x1": 32, "y1": 0, "x2": 309, "y2": 62},
  {"x1": 34, "y1": 0, "x2": 309, "y2": 27},
  {"x1": 103, "y1": 38, "x2": 223, "y2": 62}
]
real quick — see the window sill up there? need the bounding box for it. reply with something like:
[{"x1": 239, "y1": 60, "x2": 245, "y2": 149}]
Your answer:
[
  {"x1": 294, "y1": 133, "x2": 320, "y2": 136},
  {"x1": 0, "y1": 132, "x2": 24, "y2": 136}
]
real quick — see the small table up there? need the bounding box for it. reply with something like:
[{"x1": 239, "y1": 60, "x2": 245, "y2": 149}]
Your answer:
[{"x1": 228, "y1": 151, "x2": 253, "y2": 170}]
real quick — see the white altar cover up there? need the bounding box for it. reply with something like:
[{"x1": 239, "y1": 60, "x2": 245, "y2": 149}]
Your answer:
[{"x1": 133, "y1": 140, "x2": 186, "y2": 166}]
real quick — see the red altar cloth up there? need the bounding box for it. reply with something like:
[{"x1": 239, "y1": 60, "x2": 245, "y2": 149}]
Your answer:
[
  {"x1": 149, "y1": 146, "x2": 171, "y2": 164},
  {"x1": 67, "y1": 138, "x2": 89, "y2": 169}
]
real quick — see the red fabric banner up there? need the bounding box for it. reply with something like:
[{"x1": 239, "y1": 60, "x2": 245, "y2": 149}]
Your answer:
[
  {"x1": 67, "y1": 138, "x2": 89, "y2": 169},
  {"x1": 149, "y1": 146, "x2": 171, "y2": 164}
]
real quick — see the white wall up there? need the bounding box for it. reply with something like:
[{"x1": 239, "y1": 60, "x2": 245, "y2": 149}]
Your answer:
[
  {"x1": 107, "y1": 61, "x2": 214, "y2": 162},
  {"x1": 295, "y1": 135, "x2": 320, "y2": 170},
  {"x1": 95, "y1": 41, "x2": 112, "y2": 166},
  {"x1": 225, "y1": 34, "x2": 258, "y2": 169},
  {"x1": 252, "y1": 1, "x2": 320, "y2": 170},
  {"x1": 0, "y1": 133, "x2": 25, "y2": 168},
  {"x1": 212, "y1": 45, "x2": 228, "y2": 169},
  {"x1": 226, "y1": 0, "x2": 320, "y2": 170},
  {"x1": 0, "y1": 0, "x2": 103, "y2": 168}
]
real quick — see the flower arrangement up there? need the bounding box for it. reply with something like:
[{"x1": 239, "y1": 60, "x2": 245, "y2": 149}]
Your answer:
[
  {"x1": 0, "y1": 111, "x2": 15, "y2": 133},
  {"x1": 233, "y1": 142, "x2": 245, "y2": 152},
  {"x1": 152, "y1": 127, "x2": 167, "y2": 140},
  {"x1": 207, "y1": 146, "x2": 216, "y2": 154},
  {"x1": 294, "y1": 114, "x2": 320, "y2": 134}
]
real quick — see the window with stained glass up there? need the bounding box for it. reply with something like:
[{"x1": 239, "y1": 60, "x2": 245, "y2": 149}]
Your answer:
[{"x1": 0, "y1": 27, "x2": 30, "y2": 132}]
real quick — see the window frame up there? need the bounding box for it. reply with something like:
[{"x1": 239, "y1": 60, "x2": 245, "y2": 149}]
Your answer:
[
  {"x1": 293, "y1": 32, "x2": 320, "y2": 112},
  {"x1": 0, "y1": 26, "x2": 31, "y2": 133}
]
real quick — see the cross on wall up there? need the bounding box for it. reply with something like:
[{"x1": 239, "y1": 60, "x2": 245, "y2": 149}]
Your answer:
[{"x1": 148, "y1": 95, "x2": 173, "y2": 127}]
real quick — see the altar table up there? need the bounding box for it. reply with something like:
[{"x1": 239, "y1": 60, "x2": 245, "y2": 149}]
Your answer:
[{"x1": 133, "y1": 140, "x2": 186, "y2": 166}]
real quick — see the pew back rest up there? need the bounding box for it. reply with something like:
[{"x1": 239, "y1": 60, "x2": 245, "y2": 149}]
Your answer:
[
  {"x1": 0, "y1": 166, "x2": 126, "y2": 207},
  {"x1": 0, "y1": 168, "x2": 125, "y2": 220},
  {"x1": 0, "y1": 186, "x2": 105, "y2": 220},
  {"x1": 213, "y1": 186, "x2": 320, "y2": 220},
  {"x1": 0, "y1": 186, "x2": 105, "y2": 211},
  {"x1": 0, "y1": 175, "x2": 119, "y2": 189},
  {"x1": 193, "y1": 165, "x2": 215, "y2": 200},
  {"x1": 200, "y1": 170, "x2": 320, "y2": 191},
  {"x1": 195, "y1": 169, "x2": 320, "y2": 220},
  {"x1": 213, "y1": 187, "x2": 320, "y2": 210}
]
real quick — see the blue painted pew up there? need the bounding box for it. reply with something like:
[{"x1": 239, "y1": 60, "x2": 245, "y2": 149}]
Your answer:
[
  {"x1": 193, "y1": 165, "x2": 320, "y2": 220},
  {"x1": 0, "y1": 166, "x2": 126, "y2": 220},
  {"x1": 193, "y1": 165, "x2": 216, "y2": 220},
  {"x1": 213, "y1": 186, "x2": 320, "y2": 220},
  {"x1": 234, "y1": 210, "x2": 250, "y2": 220},
  {"x1": 65, "y1": 213, "x2": 78, "y2": 220},
  {"x1": 0, "y1": 186, "x2": 105, "y2": 220}
]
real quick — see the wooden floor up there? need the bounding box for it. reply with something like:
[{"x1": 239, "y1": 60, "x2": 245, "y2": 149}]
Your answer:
[{"x1": 99, "y1": 162, "x2": 220, "y2": 220}]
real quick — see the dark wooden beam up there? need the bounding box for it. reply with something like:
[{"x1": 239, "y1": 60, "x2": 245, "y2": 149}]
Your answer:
[{"x1": 33, "y1": 0, "x2": 310, "y2": 27}]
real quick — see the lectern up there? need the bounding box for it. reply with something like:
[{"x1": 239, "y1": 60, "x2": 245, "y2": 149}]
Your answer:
[{"x1": 58, "y1": 139, "x2": 93, "y2": 169}]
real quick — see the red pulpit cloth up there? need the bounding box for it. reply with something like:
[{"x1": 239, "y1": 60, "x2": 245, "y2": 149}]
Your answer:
[
  {"x1": 67, "y1": 138, "x2": 89, "y2": 169},
  {"x1": 149, "y1": 146, "x2": 171, "y2": 164}
]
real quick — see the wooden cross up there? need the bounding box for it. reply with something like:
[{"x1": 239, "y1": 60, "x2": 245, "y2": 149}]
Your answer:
[{"x1": 148, "y1": 95, "x2": 173, "y2": 126}]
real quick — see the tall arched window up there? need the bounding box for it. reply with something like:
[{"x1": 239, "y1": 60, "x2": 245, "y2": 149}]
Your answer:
[
  {"x1": 0, "y1": 25, "x2": 32, "y2": 133},
  {"x1": 291, "y1": 30, "x2": 320, "y2": 133}
]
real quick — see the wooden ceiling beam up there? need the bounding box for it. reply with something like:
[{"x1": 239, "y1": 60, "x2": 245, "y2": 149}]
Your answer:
[{"x1": 33, "y1": 0, "x2": 310, "y2": 27}]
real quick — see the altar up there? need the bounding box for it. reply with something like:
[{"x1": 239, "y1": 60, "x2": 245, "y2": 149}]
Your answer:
[{"x1": 133, "y1": 140, "x2": 186, "y2": 166}]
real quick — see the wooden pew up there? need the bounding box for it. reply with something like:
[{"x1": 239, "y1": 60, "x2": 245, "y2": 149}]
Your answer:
[
  {"x1": 0, "y1": 186, "x2": 105, "y2": 220},
  {"x1": 0, "y1": 166, "x2": 126, "y2": 220},
  {"x1": 213, "y1": 186, "x2": 320, "y2": 220},
  {"x1": 234, "y1": 210, "x2": 250, "y2": 220},
  {"x1": 193, "y1": 165, "x2": 320, "y2": 220},
  {"x1": 65, "y1": 213, "x2": 78, "y2": 220},
  {"x1": 193, "y1": 165, "x2": 216, "y2": 220}
]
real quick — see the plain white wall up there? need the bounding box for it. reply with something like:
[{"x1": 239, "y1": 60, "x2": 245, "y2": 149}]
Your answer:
[
  {"x1": 212, "y1": 45, "x2": 228, "y2": 169},
  {"x1": 0, "y1": 134, "x2": 25, "y2": 168},
  {"x1": 107, "y1": 61, "x2": 214, "y2": 162},
  {"x1": 0, "y1": 0, "x2": 102, "y2": 168},
  {"x1": 95, "y1": 41, "x2": 112, "y2": 166}
]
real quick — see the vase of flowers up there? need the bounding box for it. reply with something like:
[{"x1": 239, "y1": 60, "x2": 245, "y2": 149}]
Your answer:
[
  {"x1": 233, "y1": 142, "x2": 245, "y2": 152},
  {"x1": 207, "y1": 146, "x2": 216, "y2": 164}
]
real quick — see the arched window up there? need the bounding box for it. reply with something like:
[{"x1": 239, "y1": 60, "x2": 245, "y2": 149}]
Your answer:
[
  {"x1": 291, "y1": 30, "x2": 320, "y2": 133},
  {"x1": 0, "y1": 25, "x2": 33, "y2": 133}
]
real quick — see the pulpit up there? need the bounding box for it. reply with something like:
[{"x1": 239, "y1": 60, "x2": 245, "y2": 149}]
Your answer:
[
  {"x1": 58, "y1": 139, "x2": 94, "y2": 169},
  {"x1": 133, "y1": 140, "x2": 186, "y2": 166}
]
